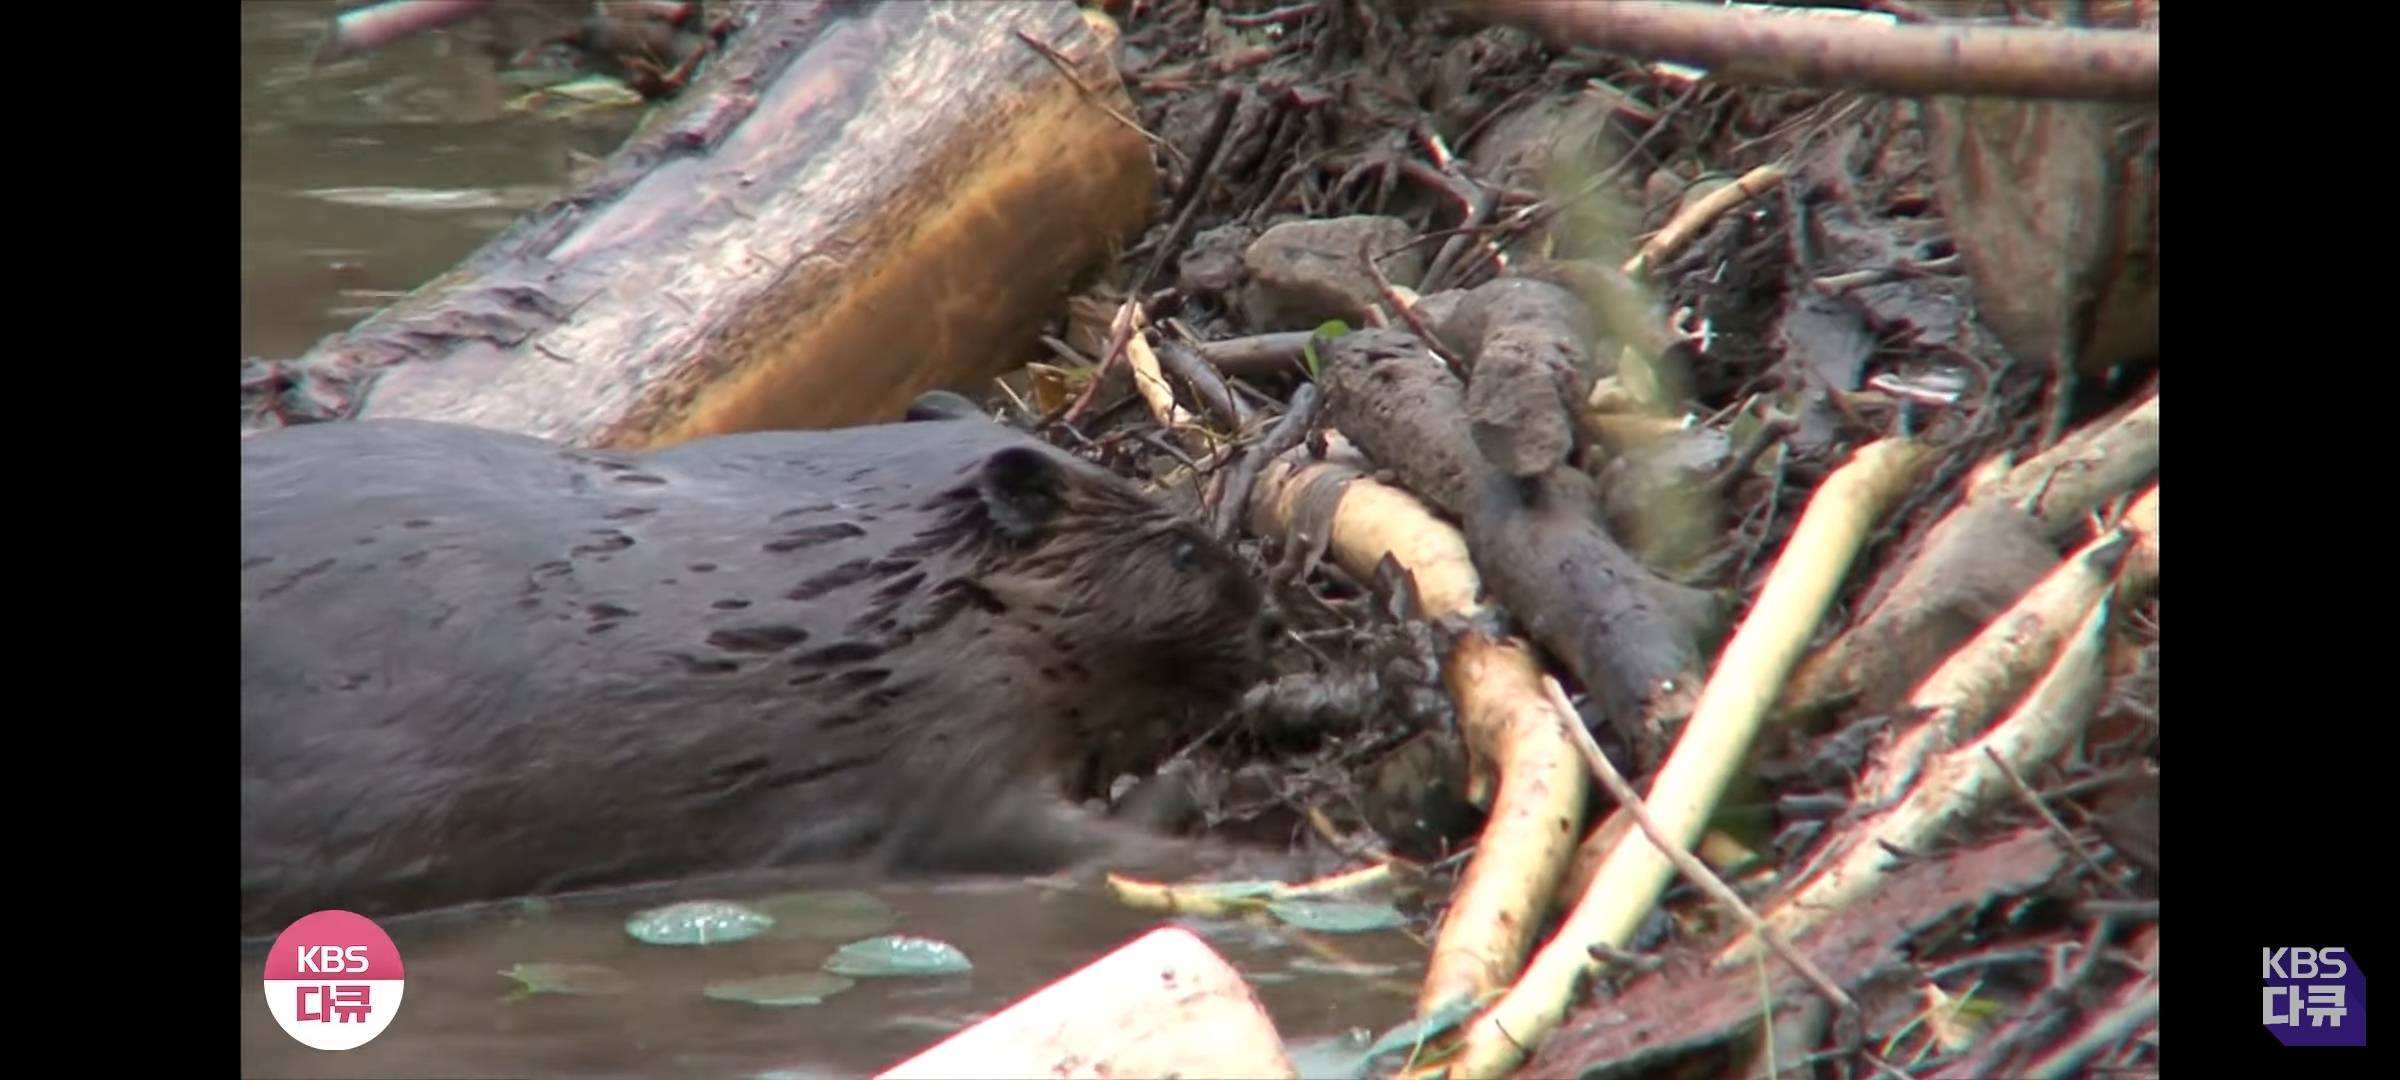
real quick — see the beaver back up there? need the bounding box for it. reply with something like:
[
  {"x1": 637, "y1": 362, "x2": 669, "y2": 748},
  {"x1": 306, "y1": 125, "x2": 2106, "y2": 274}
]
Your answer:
[{"x1": 240, "y1": 412, "x2": 1265, "y2": 935}]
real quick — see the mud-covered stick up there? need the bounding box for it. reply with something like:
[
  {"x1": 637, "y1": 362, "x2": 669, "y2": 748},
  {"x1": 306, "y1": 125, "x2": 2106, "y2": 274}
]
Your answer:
[{"x1": 1197, "y1": 332, "x2": 1314, "y2": 381}]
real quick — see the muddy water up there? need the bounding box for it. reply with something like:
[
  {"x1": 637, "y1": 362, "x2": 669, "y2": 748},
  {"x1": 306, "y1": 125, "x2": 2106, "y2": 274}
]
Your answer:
[
  {"x1": 237, "y1": 874, "x2": 1427, "y2": 1078},
  {"x1": 240, "y1": 7, "x2": 1427, "y2": 1075},
  {"x1": 240, "y1": 1, "x2": 639, "y2": 361}
]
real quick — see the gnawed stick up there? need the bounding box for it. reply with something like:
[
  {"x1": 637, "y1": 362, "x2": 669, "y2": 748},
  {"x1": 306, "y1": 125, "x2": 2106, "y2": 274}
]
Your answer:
[
  {"x1": 1245, "y1": 437, "x2": 1584, "y2": 1030},
  {"x1": 1624, "y1": 163, "x2": 1788, "y2": 278},
  {"x1": 1539, "y1": 676, "x2": 1858, "y2": 1016},
  {"x1": 1454, "y1": 436, "x2": 1933, "y2": 1079},
  {"x1": 1980, "y1": 391, "x2": 2160, "y2": 539},
  {"x1": 1422, "y1": 631, "x2": 1590, "y2": 1022},
  {"x1": 1783, "y1": 391, "x2": 2157, "y2": 718},
  {"x1": 1849, "y1": 520, "x2": 2136, "y2": 813},
  {"x1": 1720, "y1": 584, "x2": 2118, "y2": 968}
]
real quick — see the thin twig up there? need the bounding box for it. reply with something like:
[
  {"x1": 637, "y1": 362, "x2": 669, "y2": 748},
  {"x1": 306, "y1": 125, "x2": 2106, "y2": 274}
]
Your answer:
[
  {"x1": 1037, "y1": 334, "x2": 1095, "y2": 368},
  {"x1": 1013, "y1": 28, "x2": 1177, "y2": 162},
  {"x1": 1051, "y1": 301, "x2": 1147, "y2": 428},
  {"x1": 1213, "y1": 382, "x2": 1322, "y2": 539},
  {"x1": 1415, "y1": 162, "x2": 1500, "y2": 293},
  {"x1": 1540, "y1": 678, "x2": 1860, "y2": 1016},
  {"x1": 1220, "y1": 1, "x2": 1321, "y2": 29},
  {"x1": 1156, "y1": 339, "x2": 1250, "y2": 431},
  {"x1": 1359, "y1": 235, "x2": 1467, "y2": 377},
  {"x1": 1982, "y1": 747, "x2": 2134, "y2": 898},
  {"x1": 2021, "y1": 984, "x2": 2159, "y2": 1080},
  {"x1": 1168, "y1": 87, "x2": 1245, "y2": 227},
  {"x1": 1198, "y1": 332, "x2": 1316, "y2": 380}
]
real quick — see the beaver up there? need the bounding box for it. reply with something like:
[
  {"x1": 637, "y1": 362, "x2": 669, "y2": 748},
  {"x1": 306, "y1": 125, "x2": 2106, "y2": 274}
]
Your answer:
[{"x1": 240, "y1": 396, "x2": 1270, "y2": 938}]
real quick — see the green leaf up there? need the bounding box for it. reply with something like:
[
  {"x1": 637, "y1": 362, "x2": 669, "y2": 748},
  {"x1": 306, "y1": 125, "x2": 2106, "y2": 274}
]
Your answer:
[
  {"x1": 1265, "y1": 899, "x2": 1406, "y2": 934},
  {"x1": 625, "y1": 900, "x2": 775, "y2": 947},
  {"x1": 1301, "y1": 319, "x2": 1352, "y2": 379},
  {"x1": 822, "y1": 935, "x2": 973, "y2": 977},
  {"x1": 1359, "y1": 995, "x2": 1485, "y2": 1072},
  {"x1": 498, "y1": 962, "x2": 634, "y2": 998},
  {"x1": 704, "y1": 972, "x2": 857, "y2": 1007}
]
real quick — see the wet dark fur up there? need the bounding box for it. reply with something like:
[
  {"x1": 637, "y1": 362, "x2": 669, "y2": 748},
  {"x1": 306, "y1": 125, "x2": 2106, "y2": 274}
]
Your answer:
[{"x1": 240, "y1": 408, "x2": 1267, "y2": 937}]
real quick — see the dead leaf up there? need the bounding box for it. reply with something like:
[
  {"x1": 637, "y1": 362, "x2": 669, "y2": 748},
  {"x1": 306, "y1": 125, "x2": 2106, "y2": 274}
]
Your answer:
[{"x1": 1918, "y1": 2, "x2": 2158, "y2": 378}]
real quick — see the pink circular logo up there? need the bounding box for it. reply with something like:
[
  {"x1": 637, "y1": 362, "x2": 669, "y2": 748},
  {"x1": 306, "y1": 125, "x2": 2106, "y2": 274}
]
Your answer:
[{"x1": 260, "y1": 911, "x2": 406, "y2": 1051}]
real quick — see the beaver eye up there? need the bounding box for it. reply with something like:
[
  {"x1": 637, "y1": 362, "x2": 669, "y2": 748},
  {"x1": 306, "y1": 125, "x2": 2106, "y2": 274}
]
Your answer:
[{"x1": 1171, "y1": 538, "x2": 1199, "y2": 571}]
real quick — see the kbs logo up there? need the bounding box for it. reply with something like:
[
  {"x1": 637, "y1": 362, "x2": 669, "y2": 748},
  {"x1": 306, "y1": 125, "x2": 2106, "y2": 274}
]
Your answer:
[
  {"x1": 262, "y1": 911, "x2": 406, "y2": 1051},
  {"x1": 2262, "y1": 947, "x2": 2365, "y2": 1047}
]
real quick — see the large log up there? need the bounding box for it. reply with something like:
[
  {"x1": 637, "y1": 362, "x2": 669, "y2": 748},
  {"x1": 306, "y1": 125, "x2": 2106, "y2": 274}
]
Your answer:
[{"x1": 245, "y1": 0, "x2": 1156, "y2": 448}]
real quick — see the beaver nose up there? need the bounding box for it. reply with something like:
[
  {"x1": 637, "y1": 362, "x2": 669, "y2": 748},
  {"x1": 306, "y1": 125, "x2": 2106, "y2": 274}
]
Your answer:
[{"x1": 1251, "y1": 608, "x2": 1287, "y2": 654}]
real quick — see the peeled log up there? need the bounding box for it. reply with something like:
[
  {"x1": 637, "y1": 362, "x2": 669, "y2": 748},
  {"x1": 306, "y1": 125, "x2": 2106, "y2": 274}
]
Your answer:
[{"x1": 252, "y1": 0, "x2": 1155, "y2": 449}]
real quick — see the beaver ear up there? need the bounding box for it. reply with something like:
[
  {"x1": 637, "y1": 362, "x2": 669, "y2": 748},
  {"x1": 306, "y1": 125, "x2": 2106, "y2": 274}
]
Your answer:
[
  {"x1": 906, "y1": 390, "x2": 984, "y2": 423},
  {"x1": 976, "y1": 447, "x2": 1063, "y2": 539}
]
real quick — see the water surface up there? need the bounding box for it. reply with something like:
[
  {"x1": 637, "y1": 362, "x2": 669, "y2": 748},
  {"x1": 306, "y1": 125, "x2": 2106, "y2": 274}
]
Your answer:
[
  {"x1": 238, "y1": 874, "x2": 1427, "y2": 1077},
  {"x1": 240, "y1": 0, "x2": 639, "y2": 360}
]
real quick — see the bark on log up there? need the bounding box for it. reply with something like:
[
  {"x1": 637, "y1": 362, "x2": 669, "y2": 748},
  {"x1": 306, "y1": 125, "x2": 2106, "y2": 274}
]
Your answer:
[{"x1": 244, "y1": 0, "x2": 1157, "y2": 449}]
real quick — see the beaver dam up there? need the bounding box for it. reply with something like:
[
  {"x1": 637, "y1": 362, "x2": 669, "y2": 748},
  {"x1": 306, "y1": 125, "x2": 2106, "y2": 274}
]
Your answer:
[{"x1": 241, "y1": 2, "x2": 2161, "y2": 1077}]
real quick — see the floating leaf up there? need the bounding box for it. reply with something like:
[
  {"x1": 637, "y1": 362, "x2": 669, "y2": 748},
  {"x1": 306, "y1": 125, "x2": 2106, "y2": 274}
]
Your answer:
[
  {"x1": 822, "y1": 935, "x2": 973, "y2": 977},
  {"x1": 879, "y1": 1014, "x2": 972, "y2": 1036},
  {"x1": 499, "y1": 962, "x2": 634, "y2": 998},
  {"x1": 498, "y1": 68, "x2": 583, "y2": 90},
  {"x1": 1289, "y1": 957, "x2": 1406, "y2": 978},
  {"x1": 547, "y1": 76, "x2": 645, "y2": 105},
  {"x1": 704, "y1": 972, "x2": 857, "y2": 1008},
  {"x1": 300, "y1": 186, "x2": 514, "y2": 212},
  {"x1": 1266, "y1": 900, "x2": 1405, "y2": 934},
  {"x1": 625, "y1": 900, "x2": 775, "y2": 947},
  {"x1": 506, "y1": 75, "x2": 644, "y2": 117},
  {"x1": 1186, "y1": 880, "x2": 1282, "y2": 902},
  {"x1": 756, "y1": 889, "x2": 899, "y2": 942},
  {"x1": 1357, "y1": 995, "x2": 1485, "y2": 1072}
]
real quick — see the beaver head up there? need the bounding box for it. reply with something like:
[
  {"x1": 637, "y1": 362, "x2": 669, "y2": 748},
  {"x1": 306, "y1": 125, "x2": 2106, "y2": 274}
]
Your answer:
[{"x1": 880, "y1": 431, "x2": 1270, "y2": 753}]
